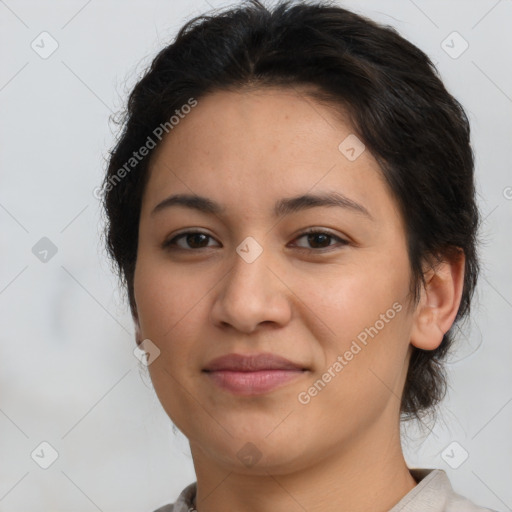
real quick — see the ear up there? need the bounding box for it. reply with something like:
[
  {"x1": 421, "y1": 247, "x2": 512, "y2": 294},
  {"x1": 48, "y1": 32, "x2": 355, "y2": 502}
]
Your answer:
[{"x1": 410, "y1": 250, "x2": 465, "y2": 351}]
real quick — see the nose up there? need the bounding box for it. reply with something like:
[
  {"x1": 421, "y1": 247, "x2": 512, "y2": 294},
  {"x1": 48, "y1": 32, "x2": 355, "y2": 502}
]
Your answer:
[{"x1": 210, "y1": 240, "x2": 292, "y2": 334}]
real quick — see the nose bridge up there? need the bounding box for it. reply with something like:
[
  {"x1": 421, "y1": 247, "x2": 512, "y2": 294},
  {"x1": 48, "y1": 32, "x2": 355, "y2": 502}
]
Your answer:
[
  {"x1": 226, "y1": 235, "x2": 272, "y2": 301},
  {"x1": 211, "y1": 234, "x2": 290, "y2": 332}
]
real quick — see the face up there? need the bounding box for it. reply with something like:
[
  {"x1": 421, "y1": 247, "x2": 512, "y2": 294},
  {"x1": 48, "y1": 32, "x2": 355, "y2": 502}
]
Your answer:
[{"x1": 133, "y1": 87, "x2": 417, "y2": 474}]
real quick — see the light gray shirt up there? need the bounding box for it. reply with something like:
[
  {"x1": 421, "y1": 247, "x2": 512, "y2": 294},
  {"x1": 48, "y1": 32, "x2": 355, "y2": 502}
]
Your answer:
[{"x1": 153, "y1": 468, "x2": 498, "y2": 512}]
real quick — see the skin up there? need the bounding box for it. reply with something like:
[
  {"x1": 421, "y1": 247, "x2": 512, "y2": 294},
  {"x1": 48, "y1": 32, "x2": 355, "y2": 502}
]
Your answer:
[{"x1": 133, "y1": 87, "x2": 465, "y2": 512}]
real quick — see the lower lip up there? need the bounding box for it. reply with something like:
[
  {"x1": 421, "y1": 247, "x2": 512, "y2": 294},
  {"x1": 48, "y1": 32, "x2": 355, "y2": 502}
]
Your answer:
[{"x1": 204, "y1": 369, "x2": 305, "y2": 395}]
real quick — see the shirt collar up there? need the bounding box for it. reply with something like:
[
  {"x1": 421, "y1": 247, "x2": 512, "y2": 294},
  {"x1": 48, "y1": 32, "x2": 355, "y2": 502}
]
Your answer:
[{"x1": 389, "y1": 469, "x2": 453, "y2": 511}]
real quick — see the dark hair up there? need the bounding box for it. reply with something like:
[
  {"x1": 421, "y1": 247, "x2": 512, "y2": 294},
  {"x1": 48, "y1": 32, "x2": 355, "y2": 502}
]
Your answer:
[{"x1": 101, "y1": 0, "x2": 479, "y2": 422}]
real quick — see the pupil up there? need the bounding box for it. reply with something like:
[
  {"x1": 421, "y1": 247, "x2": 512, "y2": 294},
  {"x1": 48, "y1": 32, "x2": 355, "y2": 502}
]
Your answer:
[
  {"x1": 188, "y1": 233, "x2": 208, "y2": 248},
  {"x1": 309, "y1": 233, "x2": 329, "y2": 248}
]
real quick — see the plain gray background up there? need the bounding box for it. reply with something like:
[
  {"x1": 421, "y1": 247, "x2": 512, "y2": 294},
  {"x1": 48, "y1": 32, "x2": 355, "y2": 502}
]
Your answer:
[{"x1": 0, "y1": 0, "x2": 511, "y2": 511}]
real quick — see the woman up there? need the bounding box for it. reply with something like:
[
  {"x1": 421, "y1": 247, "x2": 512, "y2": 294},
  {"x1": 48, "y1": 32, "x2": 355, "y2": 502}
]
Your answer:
[{"x1": 101, "y1": 1, "x2": 497, "y2": 511}]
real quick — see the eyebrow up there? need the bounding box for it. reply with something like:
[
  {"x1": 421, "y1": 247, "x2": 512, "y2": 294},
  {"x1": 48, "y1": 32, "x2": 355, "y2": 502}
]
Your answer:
[{"x1": 151, "y1": 191, "x2": 373, "y2": 220}]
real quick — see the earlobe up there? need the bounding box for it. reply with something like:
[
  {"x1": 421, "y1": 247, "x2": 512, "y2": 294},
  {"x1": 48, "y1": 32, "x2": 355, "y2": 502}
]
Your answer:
[{"x1": 410, "y1": 251, "x2": 465, "y2": 351}]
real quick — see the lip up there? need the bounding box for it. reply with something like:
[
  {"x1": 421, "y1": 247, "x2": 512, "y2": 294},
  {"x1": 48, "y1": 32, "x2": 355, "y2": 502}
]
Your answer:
[
  {"x1": 203, "y1": 352, "x2": 306, "y2": 372},
  {"x1": 203, "y1": 353, "x2": 308, "y2": 396}
]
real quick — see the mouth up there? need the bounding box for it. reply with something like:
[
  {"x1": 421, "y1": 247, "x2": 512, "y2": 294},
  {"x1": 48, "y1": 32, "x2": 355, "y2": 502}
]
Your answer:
[
  {"x1": 202, "y1": 352, "x2": 308, "y2": 396},
  {"x1": 204, "y1": 369, "x2": 307, "y2": 395}
]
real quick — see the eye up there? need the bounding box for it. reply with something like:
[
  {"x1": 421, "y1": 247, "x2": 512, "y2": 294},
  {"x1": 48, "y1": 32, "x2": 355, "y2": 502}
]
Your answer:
[
  {"x1": 290, "y1": 229, "x2": 349, "y2": 251},
  {"x1": 162, "y1": 228, "x2": 349, "y2": 252},
  {"x1": 162, "y1": 231, "x2": 220, "y2": 251}
]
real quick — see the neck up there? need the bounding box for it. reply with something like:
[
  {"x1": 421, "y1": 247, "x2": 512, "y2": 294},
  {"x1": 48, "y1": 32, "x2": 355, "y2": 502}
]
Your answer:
[{"x1": 189, "y1": 420, "x2": 417, "y2": 512}]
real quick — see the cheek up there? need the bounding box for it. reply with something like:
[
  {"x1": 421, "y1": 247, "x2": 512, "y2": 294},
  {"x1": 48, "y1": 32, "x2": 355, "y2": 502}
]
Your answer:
[
  {"x1": 302, "y1": 251, "x2": 411, "y2": 345},
  {"x1": 134, "y1": 255, "x2": 207, "y2": 340},
  {"x1": 133, "y1": 257, "x2": 208, "y2": 426},
  {"x1": 299, "y1": 248, "x2": 413, "y2": 399}
]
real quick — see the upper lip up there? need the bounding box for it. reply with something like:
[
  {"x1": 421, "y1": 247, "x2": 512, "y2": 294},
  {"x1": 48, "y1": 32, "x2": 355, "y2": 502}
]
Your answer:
[{"x1": 203, "y1": 353, "x2": 306, "y2": 372}]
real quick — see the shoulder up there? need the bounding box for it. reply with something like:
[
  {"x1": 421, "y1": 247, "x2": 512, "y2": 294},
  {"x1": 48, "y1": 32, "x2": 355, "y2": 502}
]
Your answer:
[
  {"x1": 150, "y1": 481, "x2": 197, "y2": 512},
  {"x1": 390, "y1": 469, "x2": 498, "y2": 512},
  {"x1": 444, "y1": 481, "x2": 498, "y2": 512},
  {"x1": 152, "y1": 506, "x2": 175, "y2": 512}
]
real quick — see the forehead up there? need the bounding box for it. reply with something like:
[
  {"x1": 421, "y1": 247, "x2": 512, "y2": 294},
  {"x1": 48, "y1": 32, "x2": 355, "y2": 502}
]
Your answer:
[
  {"x1": 142, "y1": 87, "x2": 398, "y2": 223},
  {"x1": 157, "y1": 86, "x2": 350, "y2": 159}
]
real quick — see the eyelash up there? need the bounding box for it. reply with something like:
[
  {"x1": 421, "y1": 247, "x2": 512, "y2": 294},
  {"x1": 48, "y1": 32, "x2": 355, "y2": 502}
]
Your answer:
[{"x1": 162, "y1": 228, "x2": 349, "y2": 253}]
